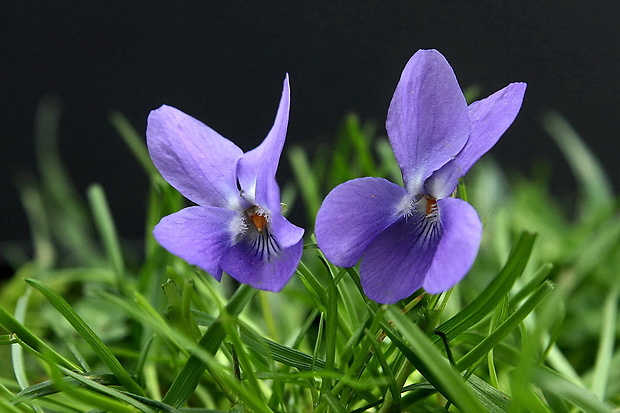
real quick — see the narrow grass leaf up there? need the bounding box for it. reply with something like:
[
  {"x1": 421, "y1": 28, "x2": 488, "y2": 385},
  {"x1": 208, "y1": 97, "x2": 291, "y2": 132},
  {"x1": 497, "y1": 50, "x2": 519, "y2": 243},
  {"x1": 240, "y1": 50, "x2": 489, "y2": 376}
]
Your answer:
[
  {"x1": 466, "y1": 375, "x2": 511, "y2": 413},
  {"x1": 542, "y1": 110, "x2": 614, "y2": 218},
  {"x1": 288, "y1": 146, "x2": 322, "y2": 221},
  {"x1": 24, "y1": 279, "x2": 143, "y2": 395},
  {"x1": 364, "y1": 329, "x2": 399, "y2": 409},
  {"x1": 344, "y1": 114, "x2": 376, "y2": 176},
  {"x1": 162, "y1": 284, "x2": 256, "y2": 408},
  {"x1": 385, "y1": 308, "x2": 487, "y2": 412},
  {"x1": 219, "y1": 316, "x2": 266, "y2": 406},
  {"x1": 12, "y1": 291, "x2": 35, "y2": 393},
  {"x1": 0, "y1": 305, "x2": 79, "y2": 371},
  {"x1": 0, "y1": 397, "x2": 25, "y2": 413},
  {"x1": 87, "y1": 184, "x2": 126, "y2": 290},
  {"x1": 509, "y1": 263, "x2": 553, "y2": 305},
  {"x1": 240, "y1": 325, "x2": 328, "y2": 372},
  {"x1": 457, "y1": 281, "x2": 555, "y2": 371},
  {"x1": 59, "y1": 368, "x2": 156, "y2": 413},
  {"x1": 533, "y1": 368, "x2": 612, "y2": 413},
  {"x1": 11, "y1": 371, "x2": 119, "y2": 404},
  {"x1": 436, "y1": 231, "x2": 537, "y2": 342},
  {"x1": 320, "y1": 392, "x2": 349, "y2": 413},
  {"x1": 109, "y1": 110, "x2": 159, "y2": 177},
  {"x1": 590, "y1": 282, "x2": 619, "y2": 399},
  {"x1": 320, "y1": 262, "x2": 338, "y2": 395}
]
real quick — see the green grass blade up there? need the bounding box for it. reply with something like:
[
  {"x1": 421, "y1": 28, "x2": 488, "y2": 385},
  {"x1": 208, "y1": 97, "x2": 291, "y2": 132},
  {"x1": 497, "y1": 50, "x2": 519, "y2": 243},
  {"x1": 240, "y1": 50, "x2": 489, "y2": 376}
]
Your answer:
[
  {"x1": 344, "y1": 114, "x2": 376, "y2": 176},
  {"x1": 109, "y1": 110, "x2": 159, "y2": 177},
  {"x1": 320, "y1": 392, "x2": 349, "y2": 413},
  {"x1": 239, "y1": 325, "x2": 328, "y2": 372},
  {"x1": 288, "y1": 146, "x2": 322, "y2": 222},
  {"x1": 509, "y1": 263, "x2": 553, "y2": 305},
  {"x1": 436, "y1": 231, "x2": 537, "y2": 342},
  {"x1": 162, "y1": 284, "x2": 256, "y2": 408},
  {"x1": 0, "y1": 397, "x2": 26, "y2": 413},
  {"x1": 533, "y1": 368, "x2": 612, "y2": 413},
  {"x1": 24, "y1": 279, "x2": 143, "y2": 395},
  {"x1": 385, "y1": 307, "x2": 487, "y2": 412},
  {"x1": 456, "y1": 280, "x2": 555, "y2": 371},
  {"x1": 58, "y1": 368, "x2": 155, "y2": 413},
  {"x1": 11, "y1": 371, "x2": 118, "y2": 404},
  {"x1": 320, "y1": 263, "x2": 338, "y2": 396},
  {"x1": 0, "y1": 306, "x2": 79, "y2": 371},
  {"x1": 542, "y1": 110, "x2": 614, "y2": 218},
  {"x1": 466, "y1": 375, "x2": 511, "y2": 413},
  {"x1": 220, "y1": 319, "x2": 266, "y2": 406},
  {"x1": 590, "y1": 282, "x2": 619, "y2": 399},
  {"x1": 87, "y1": 185, "x2": 126, "y2": 291}
]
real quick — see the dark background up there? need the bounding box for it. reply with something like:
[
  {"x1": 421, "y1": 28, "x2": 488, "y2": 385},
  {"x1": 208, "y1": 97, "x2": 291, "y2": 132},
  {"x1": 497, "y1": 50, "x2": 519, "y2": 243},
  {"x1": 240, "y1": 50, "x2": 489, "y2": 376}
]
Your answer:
[{"x1": 2, "y1": 2, "x2": 619, "y2": 263}]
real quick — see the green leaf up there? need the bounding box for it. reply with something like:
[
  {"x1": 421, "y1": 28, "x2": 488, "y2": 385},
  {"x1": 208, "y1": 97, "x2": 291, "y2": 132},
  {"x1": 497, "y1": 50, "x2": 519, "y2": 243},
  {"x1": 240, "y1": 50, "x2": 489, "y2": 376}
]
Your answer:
[
  {"x1": 590, "y1": 282, "x2": 619, "y2": 399},
  {"x1": 11, "y1": 371, "x2": 119, "y2": 404},
  {"x1": 24, "y1": 279, "x2": 143, "y2": 395},
  {"x1": 436, "y1": 231, "x2": 537, "y2": 342},
  {"x1": 87, "y1": 184, "x2": 126, "y2": 292},
  {"x1": 57, "y1": 368, "x2": 156, "y2": 413},
  {"x1": 542, "y1": 110, "x2": 614, "y2": 219},
  {"x1": 109, "y1": 110, "x2": 160, "y2": 177},
  {"x1": 456, "y1": 281, "x2": 555, "y2": 371},
  {"x1": 533, "y1": 368, "x2": 612, "y2": 413},
  {"x1": 288, "y1": 146, "x2": 322, "y2": 222},
  {"x1": 162, "y1": 284, "x2": 256, "y2": 408},
  {"x1": 240, "y1": 325, "x2": 328, "y2": 372},
  {"x1": 385, "y1": 307, "x2": 487, "y2": 412},
  {"x1": 466, "y1": 375, "x2": 510, "y2": 413},
  {"x1": 0, "y1": 305, "x2": 79, "y2": 371}
]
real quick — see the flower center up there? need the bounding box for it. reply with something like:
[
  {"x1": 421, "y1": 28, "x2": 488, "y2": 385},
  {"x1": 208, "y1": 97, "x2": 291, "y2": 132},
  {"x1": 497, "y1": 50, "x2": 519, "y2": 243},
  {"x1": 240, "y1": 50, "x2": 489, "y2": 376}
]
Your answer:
[
  {"x1": 243, "y1": 206, "x2": 280, "y2": 261},
  {"x1": 245, "y1": 206, "x2": 268, "y2": 232},
  {"x1": 401, "y1": 194, "x2": 439, "y2": 221},
  {"x1": 424, "y1": 195, "x2": 438, "y2": 217}
]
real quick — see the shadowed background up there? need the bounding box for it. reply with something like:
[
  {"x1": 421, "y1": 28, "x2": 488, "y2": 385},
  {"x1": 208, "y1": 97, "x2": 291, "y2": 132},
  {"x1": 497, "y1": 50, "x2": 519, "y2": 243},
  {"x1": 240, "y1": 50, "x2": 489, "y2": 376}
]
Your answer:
[{"x1": 2, "y1": 2, "x2": 619, "y2": 260}]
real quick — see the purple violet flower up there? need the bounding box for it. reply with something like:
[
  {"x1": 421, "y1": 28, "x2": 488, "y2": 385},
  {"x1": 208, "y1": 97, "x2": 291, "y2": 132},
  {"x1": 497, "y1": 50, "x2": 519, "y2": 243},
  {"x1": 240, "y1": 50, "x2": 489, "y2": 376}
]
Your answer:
[
  {"x1": 315, "y1": 50, "x2": 526, "y2": 304},
  {"x1": 147, "y1": 75, "x2": 304, "y2": 291}
]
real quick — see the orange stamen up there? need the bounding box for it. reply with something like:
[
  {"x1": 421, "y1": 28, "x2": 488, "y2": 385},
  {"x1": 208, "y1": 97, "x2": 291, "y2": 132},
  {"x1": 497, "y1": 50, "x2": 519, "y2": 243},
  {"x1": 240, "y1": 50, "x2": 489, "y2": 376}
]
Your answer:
[
  {"x1": 425, "y1": 196, "x2": 437, "y2": 216},
  {"x1": 250, "y1": 214, "x2": 267, "y2": 232}
]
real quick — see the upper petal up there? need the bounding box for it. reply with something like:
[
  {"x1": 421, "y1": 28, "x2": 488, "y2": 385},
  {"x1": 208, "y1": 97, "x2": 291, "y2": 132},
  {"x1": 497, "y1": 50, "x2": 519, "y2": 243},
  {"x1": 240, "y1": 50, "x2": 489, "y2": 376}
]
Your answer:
[
  {"x1": 147, "y1": 105, "x2": 244, "y2": 208},
  {"x1": 220, "y1": 238, "x2": 304, "y2": 292},
  {"x1": 315, "y1": 177, "x2": 408, "y2": 268},
  {"x1": 425, "y1": 82, "x2": 527, "y2": 198},
  {"x1": 423, "y1": 198, "x2": 482, "y2": 293},
  {"x1": 360, "y1": 213, "x2": 442, "y2": 304},
  {"x1": 237, "y1": 75, "x2": 290, "y2": 208},
  {"x1": 153, "y1": 206, "x2": 240, "y2": 281},
  {"x1": 386, "y1": 49, "x2": 470, "y2": 195}
]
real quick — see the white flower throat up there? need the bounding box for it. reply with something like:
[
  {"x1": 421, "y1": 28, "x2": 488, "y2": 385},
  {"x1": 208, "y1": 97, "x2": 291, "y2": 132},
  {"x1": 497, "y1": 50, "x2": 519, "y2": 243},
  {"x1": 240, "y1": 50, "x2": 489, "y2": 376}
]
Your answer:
[
  {"x1": 402, "y1": 194, "x2": 440, "y2": 220},
  {"x1": 243, "y1": 206, "x2": 280, "y2": 261},
  {"x1": 245, "y1": 206, "x2": 268, "y2": 232}
]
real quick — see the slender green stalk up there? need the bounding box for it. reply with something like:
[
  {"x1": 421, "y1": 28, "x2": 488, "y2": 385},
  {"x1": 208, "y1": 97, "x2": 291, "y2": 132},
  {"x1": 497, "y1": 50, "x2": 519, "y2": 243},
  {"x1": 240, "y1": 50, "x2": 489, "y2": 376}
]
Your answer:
[
  {"x1": 162, "y1": 284, "x2": 256, "y2": 407},
  {"x1": 590, "y1": 281, "x2": 619, "y2": 399}
]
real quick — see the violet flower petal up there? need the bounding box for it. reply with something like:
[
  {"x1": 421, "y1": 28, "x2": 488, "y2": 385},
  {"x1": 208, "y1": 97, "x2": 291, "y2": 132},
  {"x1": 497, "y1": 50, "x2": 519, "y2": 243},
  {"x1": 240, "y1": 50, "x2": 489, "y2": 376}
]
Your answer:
[
  {"x1": 153, "y1": 206, "x2": 240, "y2": 281},
  {"x1": 425, "y1": 82, "x2": 527, "y2": 198},
  {"x1": 220, "y1": 238, "x2": 304, "y2": 292},
  {"x1": 386, "y1": 49, "x2": 470, "y2": 195},
  {"x1": 269, "y1": 211, "x2": 305, "y2": 250},
  {"x1": 237, "y1": 75, "x2": 290, "y2": 211},
  {"x1": 360, "y1": 213, "x2": 442, "y2": 304},
  {"x1": 147, "y1": 105, "x2": 244, "y2": 209},
  {"x1": 315, "y1": 177, "x2": 408, "y2": 268},
  {"x1": 423, "y1": 198, "x2": 482, "y2": 293}
]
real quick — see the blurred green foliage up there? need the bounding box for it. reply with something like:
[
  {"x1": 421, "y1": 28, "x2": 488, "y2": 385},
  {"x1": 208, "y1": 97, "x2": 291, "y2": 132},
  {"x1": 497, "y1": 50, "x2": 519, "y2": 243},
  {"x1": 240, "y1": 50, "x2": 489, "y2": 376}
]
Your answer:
[{"x1": 0, "y1": 99, "x2": 617, "y2": 412}]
